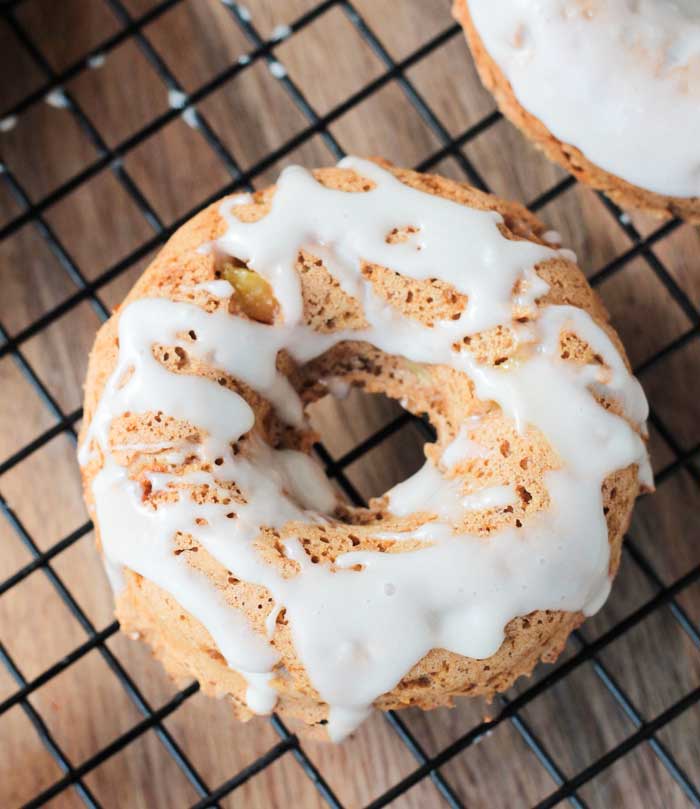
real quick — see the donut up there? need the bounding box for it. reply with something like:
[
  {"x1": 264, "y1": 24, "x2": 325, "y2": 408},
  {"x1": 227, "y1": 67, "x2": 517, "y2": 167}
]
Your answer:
[
  {"x1": 453, "y1": 0, "x2": 700, "y2": 222},
  {"x1": 78, "y1": 158, "x2": 651, "y2": 741}
]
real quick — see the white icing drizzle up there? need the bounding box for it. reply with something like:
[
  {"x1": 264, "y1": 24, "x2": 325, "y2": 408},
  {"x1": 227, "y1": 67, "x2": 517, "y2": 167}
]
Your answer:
[
  {"x1": 87, "y1": 53, "x2": 106, "y2": 69},
  {"x1": 79, "y1": 158, "x2": 650, "y2": 742},
  {"x1": 271, "y1": 24, "x2": 292, "y2": 42},
  {"x1": 0, "y1": 115, "x2": 18, "y2": 133},
  {"x1": 181, "y1": 106, "x2": 200, "y2": 130},
  {"x1": 192, "y1": 279, "x2": 235, "y2": 298},
  {"x1": 168, "y1": 89, "x2": 188, "y2": 110},
  {"x1": 45, "y1": 89, "x2": 70, "y2": 109},
  {"x1": 387, "y1": 462, "x2": 515, "y2": 522},
  {"x1": 268, "y1": 61, "x2": 287, "y2": 79},
  {"x1": 468, "y1": 0, "x2": 700, "y2": 198}
]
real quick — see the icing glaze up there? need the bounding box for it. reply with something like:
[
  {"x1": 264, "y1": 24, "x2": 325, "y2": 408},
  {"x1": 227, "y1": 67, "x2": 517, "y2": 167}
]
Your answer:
[
  {"x1": 87, "y1": 53, "x2": 106, "y2": 69},
  {"x1": 0, "y1": 116, "x2": 17, "y2": 133},
  {"x1": 468, "y1": 0, "x2": 700, "y2": 198},
  {"x1": 168, "y1": 89, "x2": 188, "y2": 110},
  {"x1": 271, "y1": 24, "x2": 292, "y2": 42},
  {"x1": 181, "y1": 107, "x2": 200, "y2": 130},
  {"x1": 80, "y1": 158, "x2": 650, "y2": 741},
  {"x1": 268, "y1": 61, "x2": 288, "y2": 79},
  {"x1": 45, "y1": 89, "x2": 70, "y2": 109}
]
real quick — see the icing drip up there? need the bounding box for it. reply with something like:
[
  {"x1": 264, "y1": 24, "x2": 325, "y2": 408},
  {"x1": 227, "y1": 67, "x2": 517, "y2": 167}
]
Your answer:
[
  {"x1": 80, "y1": 158, "x2": 650, "y2": 741},
  {"x1": 468, "y1": 0, "x2": 700, "y2": 198}
]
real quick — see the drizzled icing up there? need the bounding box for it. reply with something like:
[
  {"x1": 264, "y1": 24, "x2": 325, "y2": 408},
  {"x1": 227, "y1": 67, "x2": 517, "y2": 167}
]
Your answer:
[
  {"x1": 468, "y1": 0, "x2": 700, "y2": 198},
  {"x1": 80, "y1": 157, "x2": 651, "y2": 741}
]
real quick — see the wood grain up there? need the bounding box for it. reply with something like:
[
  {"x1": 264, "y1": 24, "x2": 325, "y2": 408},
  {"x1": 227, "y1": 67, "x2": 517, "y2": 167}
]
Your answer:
[{"x1": 1, "y1": 1, "x2": 700, "y2": 807}]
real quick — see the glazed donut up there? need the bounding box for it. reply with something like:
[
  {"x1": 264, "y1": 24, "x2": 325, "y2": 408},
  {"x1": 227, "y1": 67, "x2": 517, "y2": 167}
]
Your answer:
[
  {"x1": 78, "y1": 158, "x2": 651, "y2": 740},
  {"x1": 454, "y1": 0, "x2": 700, "y2": 222}
]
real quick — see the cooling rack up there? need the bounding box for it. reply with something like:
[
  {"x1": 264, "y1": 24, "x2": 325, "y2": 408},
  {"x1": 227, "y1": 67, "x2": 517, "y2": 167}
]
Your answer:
[{"x1": 0, "y1": 0, "x2": 699, "y2": 807}]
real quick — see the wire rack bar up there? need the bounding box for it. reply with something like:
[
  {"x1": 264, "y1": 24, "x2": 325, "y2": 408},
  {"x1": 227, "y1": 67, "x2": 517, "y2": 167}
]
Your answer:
[
  {"x1": 0, "y1": 0, "x2": 183, "y2": 121},
  {"x1": 532, "y1": 685, "x2": 700, "y2": 809},
  {"x1": 187, "y1": 738, "x2": 297, "y2": 809},
  {"x1": 0, "y1": 16, "x2": 459, "y2": 242},
  {"x1": 5, "y1": 11, "x2": 165, "y2": 247},
  {"x1": 502, "y1": 703, "x2": 589, "y2": 809},
  {"x1": 0, "y1": 161, "x2": 110, "y2": 321},
  {"x1": 572, "y1": 635, "x2": 700, "y2": 806},
  {"x1": 0, "y1": 520, "x2": 92, "y2": 596},
  {"x1": 0, "y1": 641, "x2": 102, "y2": 809},
  {"x1": 22, "y1": 682, "x2": 202, "y2": 809},
  {"x1": 0, "y1": 624, "x2": 119, "y2": 716},
  {"x1": 0, "y1": 490, "x2": 216, "y2": 806},
  {"x1": 270, "y1": 715, "x2": 345, "y2": 809}
]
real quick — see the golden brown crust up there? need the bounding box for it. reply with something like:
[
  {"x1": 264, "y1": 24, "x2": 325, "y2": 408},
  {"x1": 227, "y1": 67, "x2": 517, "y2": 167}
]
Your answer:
[
  {"x1": 80, "y1": 160, "x2": 642, "y2": 737},
  {"x1": 453, "y1": 0, "x2": 700, "y2": 224}
]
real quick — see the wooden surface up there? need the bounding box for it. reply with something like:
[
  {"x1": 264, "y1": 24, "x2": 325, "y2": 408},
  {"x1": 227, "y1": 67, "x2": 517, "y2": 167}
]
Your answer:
[{"x1": 1, "y1": 1, "x2": 700, "y2": 807}]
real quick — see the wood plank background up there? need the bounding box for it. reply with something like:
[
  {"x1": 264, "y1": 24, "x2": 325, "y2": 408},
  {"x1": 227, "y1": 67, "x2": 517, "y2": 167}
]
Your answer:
[{"x1": 1, "y1": 1, "x2": 699, "y2": 807}]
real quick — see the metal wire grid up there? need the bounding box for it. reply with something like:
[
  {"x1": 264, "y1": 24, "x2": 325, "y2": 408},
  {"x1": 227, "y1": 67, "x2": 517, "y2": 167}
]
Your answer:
[{"x1": 0, "y1": 0, "x2": 698, "y2": 806}]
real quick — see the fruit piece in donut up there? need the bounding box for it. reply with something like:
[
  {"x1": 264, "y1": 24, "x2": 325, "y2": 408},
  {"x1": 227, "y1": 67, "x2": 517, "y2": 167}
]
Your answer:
[
  {"x1": 78, "y1": 158, "x2": 651, "y2": 741},
  {"x1": 453, "y1": 0, "x2": 700, "y2": 222}
]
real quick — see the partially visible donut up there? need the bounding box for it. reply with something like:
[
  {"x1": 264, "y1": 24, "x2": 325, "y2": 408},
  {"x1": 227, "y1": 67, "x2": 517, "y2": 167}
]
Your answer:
[
  {"x1": 454, "y1": 0, "x2": 700, "y2": 222},
  {"x1": 78, "y1": 158, "x2": 651, "y2": 741}
]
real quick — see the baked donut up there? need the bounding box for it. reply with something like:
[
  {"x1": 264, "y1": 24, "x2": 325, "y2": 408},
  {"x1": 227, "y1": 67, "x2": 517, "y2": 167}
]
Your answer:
[
  {"x1": 78, "y1": 158, "x2": 651, "y2": 741},
  {"x1": 454, "y1": 0, "x2": 700, "y2": 222}
]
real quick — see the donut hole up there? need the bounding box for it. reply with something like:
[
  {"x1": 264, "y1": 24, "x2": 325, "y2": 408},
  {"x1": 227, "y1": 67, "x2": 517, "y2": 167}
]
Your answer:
[
  {"x1": 291, "y1": 337, "x2": 545, "y2": 546},
  {"x1": 290, "y1": 334, "x2": 561, "y2": 554},
  {"x1": 306, "y1": 385, "x2": 428, "y2": 503}
]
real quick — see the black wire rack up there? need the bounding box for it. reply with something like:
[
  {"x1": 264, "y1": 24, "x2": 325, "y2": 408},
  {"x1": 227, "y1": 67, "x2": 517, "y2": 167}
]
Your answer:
[{"x1": 1, "y1": 0, "x2": 699, "y2": 807}]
